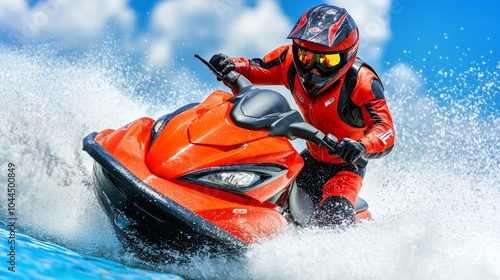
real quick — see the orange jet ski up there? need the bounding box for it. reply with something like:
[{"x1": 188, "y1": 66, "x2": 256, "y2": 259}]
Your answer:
[{"x1": 83, "y1": 55, "x2": 370, "y2": 258}]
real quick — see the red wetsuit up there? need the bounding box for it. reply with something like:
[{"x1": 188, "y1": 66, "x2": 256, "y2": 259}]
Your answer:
[{"x1": 232, "y1": 45, "x2": 395, "y2": 207}]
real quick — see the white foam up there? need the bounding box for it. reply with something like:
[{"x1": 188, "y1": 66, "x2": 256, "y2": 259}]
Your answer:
[{"x1": 0, "y1": 45, "x2": 151, "y2": 256}]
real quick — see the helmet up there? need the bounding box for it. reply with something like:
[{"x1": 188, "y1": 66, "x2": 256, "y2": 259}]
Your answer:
[{"x1": 287, "y1": 4, "x2": 359, "y2": 96}]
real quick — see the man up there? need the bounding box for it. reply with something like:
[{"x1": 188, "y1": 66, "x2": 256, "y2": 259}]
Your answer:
[{"x1": 209, "y1": 4, "x2": 395, "y2": 228}]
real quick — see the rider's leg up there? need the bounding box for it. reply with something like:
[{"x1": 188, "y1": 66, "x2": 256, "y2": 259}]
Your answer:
[
  {"x1": 295, "y1": 150, "x2": 365, "y2": 228},
  {"x1": 315, "y1": 171, "x2": 363, "y2": 228}
]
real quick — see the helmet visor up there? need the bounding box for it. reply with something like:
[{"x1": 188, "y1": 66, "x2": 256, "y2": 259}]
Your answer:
[
  {"x1": 293, "y1": 44, "x2": 346, "y2": 75},
  {"x1": 297, "y1": 49, "x2": 341, "y2": 69}
]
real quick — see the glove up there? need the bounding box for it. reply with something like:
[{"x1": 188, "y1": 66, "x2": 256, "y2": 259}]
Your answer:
[
  {"x1": 335, "y1": 138, "x2": 366, "y2": 164},
  {"x1": 209, "y1": 53, "x2": 235, "y2": 76}
]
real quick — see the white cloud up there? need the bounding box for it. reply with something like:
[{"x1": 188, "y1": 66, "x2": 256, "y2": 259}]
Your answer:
[
  {"x1": 329, "y1": 0, "x2": 393, "y2": 65},
  {"x1": 220, "y1": 0, "x2": 291, "y2": 57},
  {"x1": 145, "y1": 0, "x2": 292, "y2": 67},
  {"x1": 48, "y1": 0, "x2": 135, "y2": 36},
  {"x1": 0, "y1": 1, "x2": 29, "y2": 32},
  {"x1": 145, "y1": 0, "x2": 214, "y2": 66},
  {"x1": 4, "y1": 0, "x2": 135, "y2": 45}
]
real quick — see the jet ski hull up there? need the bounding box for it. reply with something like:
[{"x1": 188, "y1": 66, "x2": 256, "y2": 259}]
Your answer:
[{"x1": 84, "y1": 133, "x2": 247, "y2": 257}]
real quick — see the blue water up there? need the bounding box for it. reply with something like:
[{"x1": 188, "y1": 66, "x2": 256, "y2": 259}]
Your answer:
[
  {"x1": 0, "y1": 42, "x2": 499, "y2": 280},
  {"x1": 0, "y1": 222, "x2": 182, "y2": 280}
]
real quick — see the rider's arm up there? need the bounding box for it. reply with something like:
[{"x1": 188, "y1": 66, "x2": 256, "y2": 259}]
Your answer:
[
  {"x1": 352, "y1": 68, "x2": 396, "y2": 159},
  {"x1": 231, "y1": 45, "x2": 293, "y2": 88}
]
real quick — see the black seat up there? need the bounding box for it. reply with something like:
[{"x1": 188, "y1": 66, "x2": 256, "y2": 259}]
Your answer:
[{"x1": 230, "y1": 89, "x2": 292, "y2": 130}]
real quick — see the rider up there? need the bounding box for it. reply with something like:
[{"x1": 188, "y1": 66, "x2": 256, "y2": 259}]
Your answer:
[{"x1": 209, "y1": 4, "x2": 395, "y2": 228}]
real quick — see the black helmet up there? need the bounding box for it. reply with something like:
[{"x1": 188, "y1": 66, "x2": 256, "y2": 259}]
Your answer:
[{"x1": 288, "y1": 4, "x2": 359, "y2": 96}]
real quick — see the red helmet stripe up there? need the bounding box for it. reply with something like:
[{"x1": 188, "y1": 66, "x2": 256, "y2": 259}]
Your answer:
[
  {"x1": 328, "y1": 13, "x2": 348, "y2": 47},
  {"x1": 288, "y1": 10, "x2": 309, "y2": 37}
]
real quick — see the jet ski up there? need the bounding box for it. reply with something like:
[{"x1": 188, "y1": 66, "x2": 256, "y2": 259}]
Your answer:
[{"x1": 82, "y1": 55, "x2": 370, "y2": 258}]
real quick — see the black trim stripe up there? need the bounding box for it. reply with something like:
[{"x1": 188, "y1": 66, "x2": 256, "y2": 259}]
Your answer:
[
  {"x1": 371, "y1": 79, "x2": 385, "y2": 100},
  {"x1": 249, "y1": 47, "x2": 289, "y2": 69},
  {"x1": 337, "y1": 58, "x2": 365, "y2": 128},
  {"x1": 287, "y1": 64, "x2": 297, "y2": 92},
  {"x1": 364, "y1": 103, "x2": 382, "y2": 123}
]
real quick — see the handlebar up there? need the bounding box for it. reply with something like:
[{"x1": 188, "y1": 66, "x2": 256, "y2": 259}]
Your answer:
[
  {"x1": 315, "y1": 133, "x2": 368, "y2": 169},
  {"x1": 270, "y1": 118, "x2": 367, "y2": 169},
  {"x1": 354, "y1": 155, "x2": 368, "y2": 168},
  {"x1": 194, "y1": 54, "x2": 252, "y2": 95}
]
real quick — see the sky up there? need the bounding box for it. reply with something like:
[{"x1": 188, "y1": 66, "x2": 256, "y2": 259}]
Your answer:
[{"x1": 0, "y1": 0, "x2": 499, "y2": 97}]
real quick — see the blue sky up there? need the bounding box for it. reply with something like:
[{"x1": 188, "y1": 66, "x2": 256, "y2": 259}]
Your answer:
[{"x1": 1, "y1": 0, "x2": 499, "y2": 97}]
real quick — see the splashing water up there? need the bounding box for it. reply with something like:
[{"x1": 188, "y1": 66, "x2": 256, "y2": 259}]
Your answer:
[
  {"x1": 0, "y1": 45, "x2": 145, "y2": 258},
  {"x1": 239, "y1": 62, "x2": 500, "y2": 280},
  {"x1": 0, "y1": 43, "x2": 499, "y2": 280}
]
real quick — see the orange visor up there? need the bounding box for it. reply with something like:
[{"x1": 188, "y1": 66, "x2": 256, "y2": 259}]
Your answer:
[{"x1": 296, "y1": 46, "x2": 342, "y2": 70}]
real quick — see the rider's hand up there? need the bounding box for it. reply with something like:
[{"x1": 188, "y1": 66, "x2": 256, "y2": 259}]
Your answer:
[
  {"x1": 209, "y1": 53, "x2": 235, "y2": 76},
  {"x1": 335, "y1": 138, "x2": 366, "y2": 164}
]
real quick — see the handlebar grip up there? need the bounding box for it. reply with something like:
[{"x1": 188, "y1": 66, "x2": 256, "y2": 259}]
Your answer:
[{"x1": 355, "y1": 156, "x2": 368, "y2": 169}]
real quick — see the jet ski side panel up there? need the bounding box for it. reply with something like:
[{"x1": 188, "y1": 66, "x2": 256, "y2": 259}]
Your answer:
[
  {"x1": 84, "y1": 127, "x2": 292, "y2": 245},
  {"x1": 84, "y1": 132, "x2": 247, "y2": 250}
]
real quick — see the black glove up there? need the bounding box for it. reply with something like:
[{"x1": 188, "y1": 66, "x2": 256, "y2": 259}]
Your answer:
[
  {"x1": 209, "y1": 53, "x2": 235, "y2": 76},
  {"x1": 335, "y1": 138, "x2": 366, "y2": 164}
]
